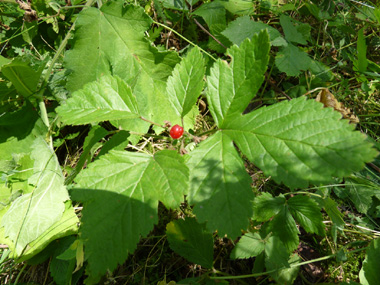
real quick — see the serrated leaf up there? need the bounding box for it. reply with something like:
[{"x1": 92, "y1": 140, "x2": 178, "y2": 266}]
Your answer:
[
  {"x1": 275, "y1": 43, "x2": 312, "y2": 76},
  {"x1": 97, "y1": 130, "x2": 130, "y2": 158},
  {"x1": 72, "y1": 149, "x2": 188, "y2": 278},
  {"x1": 268, "y1": 253, "x2": 301, "y2": 285},
  {"x1": 268, "y1": 206, "x2": 299, "y2": 252},
  {"x1": 65, "y1": 2, "x2": 179, "y2": 92},
  {"x1": 2, "y1": 137, "x2": 69, "y2": 255},
  {"x1": 360, "y1": 238, "x2": 380, "y2": 285},
  {"x1": 224, "y1": 96, "x2": 378, "y2": 189},
  {"x1": 230, "y1": 232, "x2": 265, "y2": 259},
  {"x1": 221, "y1": 0, "x2": 253, "y2": 15},
  {"x1": 193, "y1": 1, "x2": 226, "y2": 28},
  {"x1": 207, "y1": 30, "x2": 270, "y2": 127},
  {"x1": 288, "y1": 195, "x2": 325, "y2": 235},
  {"x1": 264, "y1": 235, "x2": 290, "y2": 269},
  {"x1": 186, "y1": 132, "x2": 253, "y2": 238},
  {"x1": 56, "y1": 75, "x2": 140, "y2": 125},
  {"x1": 252, "y1": 193, "x2": 286, "y2": 222},
  {"x1": 167, "y1": 48, "x2": 205, "y2": 118},
  {"x1": 222, "y1": 15, "x2": 284, "y2": 47},
  {"x1": 166, "y1": 218, "x2": 213, "y2": 268}
]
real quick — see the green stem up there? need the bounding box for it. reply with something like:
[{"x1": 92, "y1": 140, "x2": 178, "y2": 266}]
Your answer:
[
  {"x1": 152, "y1": 20, "x2": 217, "y2": 61},
  {"x1": 140, "y1": 116, "x2": 165, "y2": 128}
]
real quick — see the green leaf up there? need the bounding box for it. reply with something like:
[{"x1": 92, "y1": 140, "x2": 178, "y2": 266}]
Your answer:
[
  {"x1": 65, "y1": 2, "x2": 179, "y2": 92},
  {"x1": 280, "y1": 15, "x2": 310, "y2": 45},
  {"x1": 166, "y1": 218, "x2": 213, "y2": 268},
  {"x1": 1, "y1": 56, "x2": 47, "y2": 98},
  {"x1": 268, "y1": 253, "x2": 301, "y2": 284},
  {"x1": 356, "y1": 28, "x2": 368, "y2": 73},
  {"x1": 1, "y1": 137, "x2": 69, "y2": 255},
  {"x1": 264, "y1": 235, "x2": 290, "y2": 270},
  {"x1": 17, "y1": 202, "x2": 79, "y2": 262},
  {"x1": 221, "y1": 0, "x2": 253, "y2": 15},
  {"x1": 56, "y1": 75, "x2": 140, "y2": 125},
  {"x1": 207, "y1": 30, "x2": 270, "y2": 127},
  {"x1": 322, "y1": 196, "x2": 345, "y2": 230},
  {"x1": 222, "y1": 16, "x2": 285, "y2": 47},
  {"x1": 230, "y1": 232, "x2": 265, "y2": 259},
  {"x1": 275, "y1": 43, "x2": 312, "y2": 76},
  {"x1": 72, "y1": 149, "x2": 188, "y2": 278},
  {"x1": 267, "y1": 206, "x2": 299, "y2": 252},
  {"x1": 186, "y1": 132, "x2": 253, "y2": 238},
  {"x1": 252, "y1": 193, "x2": 286, "y2": 222},
  {"x1": 345, "y1": 176, "x2": 377, "y2": 214},
  {"x1": 160, "y1": 0, "x2": 188, "y2": 11},
  {"x1": 360, "y1": 238, "x2": 380, "y2": 285},
  {"x1": 224, "y1": 96, "x2": 378, "y2": 189},
  {"x1": 166, "y1": 48, "x2": 205, "y2": 118},
  {"x1": 193, "y1": 1, "x2": 226, "y2": 28},
  {"x1": 288, "y1": 195, "x2": 325, "y2": 235},
  {"x1": 97, "y1": 130, "x2": 130, "y2": 158}
]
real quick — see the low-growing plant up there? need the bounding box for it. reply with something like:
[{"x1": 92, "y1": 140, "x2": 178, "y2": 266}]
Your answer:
[{"x1": 1, "y1": 0, "x2": 380, "y2": 284}]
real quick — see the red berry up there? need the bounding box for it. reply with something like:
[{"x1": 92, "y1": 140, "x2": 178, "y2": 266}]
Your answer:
[{"x1": 170, "y1": 124, "x2": 184, "y2": 139}]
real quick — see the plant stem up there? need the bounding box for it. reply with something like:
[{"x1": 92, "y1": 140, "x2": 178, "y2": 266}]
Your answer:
[
  {"x1": 152, "y1": 20, "x2": 217, "y2": 61},
  {"x1": 139, "y1": 116, "x2": 165, "y2": 128}
]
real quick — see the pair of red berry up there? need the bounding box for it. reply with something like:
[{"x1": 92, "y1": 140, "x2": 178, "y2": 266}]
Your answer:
[{"x1": 169, "y1": 124, "x2": 184, "y2": 139}]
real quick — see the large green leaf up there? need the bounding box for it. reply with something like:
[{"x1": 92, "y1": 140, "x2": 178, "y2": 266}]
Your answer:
[
  {"x1": 224, "y1": 96, "x2": 378, "y2": 189},
  {"x1": 1, "y1": 137, "x2": 69, "y2": 255},
  {"x1": 345, "y1": 175, "x2": 378, "y2": 214},
  {"x1": 166, "y1": 48, "x2": 205, "y2": 118},
  {"x1": 359, "y1": 238, "x2": 380, "y2": 285},
  {"x1": 56, "y1": 75, "x2": 140, "y2": 125},
  {"x1": 186, "y1": 132, "x2": 253, "y2": 238},
  {"x1": 65, "y1": 1, "x2": 179, "y2": 92},
  {"x1": 206, "y1": 30, "x2": 270, "y2": 127},
  {"x1": 280, "y1": 15, "x2": 311, "y2": 45},
  {"x1": 72, "y1": 149, "x2": 188, "y2": 278},
  {"x1": 288, "y1": 195, "x2": 325, "y2": 235},
  {"x1": 166, "y1": 218, "x2": 213, "y2": 268}
]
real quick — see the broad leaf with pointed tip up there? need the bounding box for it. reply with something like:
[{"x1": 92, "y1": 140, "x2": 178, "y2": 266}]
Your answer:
[
  {"x1": 56, "y1": 75, "x2": 139, "y2": 125},
  {"x1": 230, "y1": 232, "x2": 265, "y2": 259},
  {"x1": 166, "y1": 48, "x2": 205, "y2": 118},
  {"x1": 206, "y1": 30, "x2": 270, "y2": 127},
  {"x1": 186, "y1": 132, "x2": 253, "y2": 238},
  {"x1": 2, "y1": 137, "x2": 69, "y2": 255},
  {"x1": 71, "y1": 149, "x2": 188, "y2": 278},
  {"x1": 223, "y1": 96, "x2": 378, "y2": 189}
]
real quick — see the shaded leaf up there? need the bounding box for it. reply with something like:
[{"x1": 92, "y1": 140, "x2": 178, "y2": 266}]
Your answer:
[
  {"x1": 360, "y1": 238, "x2": 380, "y2": 285},
  {"x1": 72, "y1": 149, "x2": 188, "y2": 278},
  {"x1": 264, "y1": 235, "x2": 290, "y2": 269},
  {"x1": 252, "y1": 193, "x2": 286, "y2": 222},
  {"x1": 166, "y1": 218, "x2": 213, "y2": 268},
  {"x1": 288, "y1": 195, "x2": 325, "y2": 235},
  {"x1": 222, "y1": 15, "x2": 285, "y2": 47},
  {"x1": 186, "y1": 132, "x2": 253, "y2": 238},
  {"x1": 230, "y1": 232, "x2": 265, "y2": 259},
  {"x1": 280, "y1": 15, "x2": 310, "y2": 45},
  {"x1": 275, "y1": 43, "x2": 312, "y2": 76}
]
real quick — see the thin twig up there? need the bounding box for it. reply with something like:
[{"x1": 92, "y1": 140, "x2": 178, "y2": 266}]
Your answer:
[{"x1": 193, "y1": 18, "x2": 227, "y2": 49}]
